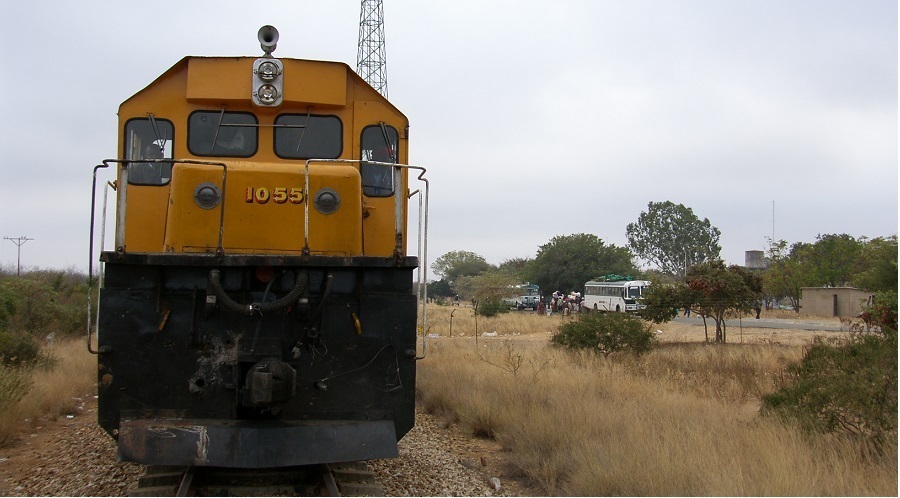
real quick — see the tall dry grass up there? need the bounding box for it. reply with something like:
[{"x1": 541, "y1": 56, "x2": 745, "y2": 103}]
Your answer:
[
  {"x1": 0, "y1": 338, "x2": 96, "y2": 445},
  {"x1": 417, "y1": 305, "x2": 897, "y2": 496},
  {"x1": 423, "y1": 304, "x2": 572, "y2": 339}
]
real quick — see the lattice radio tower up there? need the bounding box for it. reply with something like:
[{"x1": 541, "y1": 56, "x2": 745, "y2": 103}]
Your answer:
[{"x1": 357, "y1": 0, "x2": 389, "y2": 98}]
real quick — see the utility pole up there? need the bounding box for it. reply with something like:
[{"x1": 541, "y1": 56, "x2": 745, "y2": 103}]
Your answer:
[
  {"x1": 357, "y1": 0, "x2": 389, "y2": 98},
  {"x1": 4, "y1": 236, "x2": 33, "y2": 277}
]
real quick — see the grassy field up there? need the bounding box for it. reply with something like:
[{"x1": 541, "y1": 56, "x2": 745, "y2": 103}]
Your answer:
[
  {"x1": 417, "y1": 304, "x2": 897, "y2": 496},
  {"x1": 0, "y1": 338, "x2": 96, "y2": 446},
  {"x1": 1, "y1": 304, "x2": 894, "y2": 495}
]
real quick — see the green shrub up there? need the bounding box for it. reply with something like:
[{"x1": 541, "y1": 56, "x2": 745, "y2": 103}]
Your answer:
[
  {"x1": 0, "y1": 271, "x2": 89, "y2": 338},
  {"x1": 476, "y1": 298, "x2": 509, "y2": 317},
  {"x1": 552, "y1": 312, "x2": 657, "y2": 356},
  {"x1": 859, "y1": 291, "x2": 898, "y2": 334},
  {"x1": 0, "y1": 363, "x2": 32, "y2": 413},
  {"x1": 762, "y1": 293, "x2": 898, "y2": 452},
  {"x1": 0, "y1": 330, "x2": 42, "y2": 367}
]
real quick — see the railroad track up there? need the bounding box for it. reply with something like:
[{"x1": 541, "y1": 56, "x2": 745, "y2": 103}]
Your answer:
[{"x1": 130, "y1": 461, "x2": 383, "y2": 496}]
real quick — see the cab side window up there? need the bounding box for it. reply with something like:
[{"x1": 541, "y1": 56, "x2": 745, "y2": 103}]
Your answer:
[
  {"x1": 360, "y1": 125, "x2": 398, "y2": 197},
  {"x1": 125, "y1": 118, "x2": 174, "y2": 186}
]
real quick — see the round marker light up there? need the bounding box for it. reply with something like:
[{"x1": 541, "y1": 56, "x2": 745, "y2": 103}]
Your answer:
[
  {"x1": 314, "y1": 188, "x2": 341, "y2": 214},
  {"x1": 193, "y1": 182, "x2": 221, "y2": 210},
  {"x1": 257, "y1": 61, "x2": 280, "y2": 81},
  {"x1": 257, "y1": 84, "x2": 279, "y2": 104}
]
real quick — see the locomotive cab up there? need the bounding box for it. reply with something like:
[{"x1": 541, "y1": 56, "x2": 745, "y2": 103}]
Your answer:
[{"x1": 91, "y1": 26, "x2": 428, "y2": 468}]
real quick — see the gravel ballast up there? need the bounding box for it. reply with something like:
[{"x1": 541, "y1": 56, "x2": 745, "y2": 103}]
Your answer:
[{"x1": 0, "y1": 397, "x2": 529, "y2": 496}]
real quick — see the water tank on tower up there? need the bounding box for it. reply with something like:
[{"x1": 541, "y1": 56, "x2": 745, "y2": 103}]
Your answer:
[{"x1": 745, "y1": 250, "x2": 766, "y2": 269}]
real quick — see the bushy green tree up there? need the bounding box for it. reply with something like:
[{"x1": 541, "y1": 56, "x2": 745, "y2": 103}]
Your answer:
[
  {"x1": 763, "y1": 234, "x2": 894, "y2": 308},
  {"x1": 796, "y1": 233, "x2": 862, "y2": 287},
  {"x1": 427, "y1": 279, "x2": 453, "y2": 300},
  {"x1": 551, "y1": 312, "x2": 657, "y2": 357},
  {"x1": 761, "y1": 238, "x2": 806, "y2": 311},
  {"x1": 431, "y1": 250, "x2": 492, "y2": 283},
  {"x1": 525, "y1": 233, "x2": 637, "y2": 295},
  {"x1": 854, "y1": 236, "x2": 898, "y2": 292},
  {"x1": 497, "y1": 257, "x2": 533, "y2": 276},
  {"x1": 626, "y1": 201, "x2": 721, "y2": 278}
]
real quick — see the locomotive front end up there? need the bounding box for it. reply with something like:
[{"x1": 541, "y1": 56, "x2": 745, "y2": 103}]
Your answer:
[{"x1": 90, "y1": 26, "x2": 427, "y2": 468}]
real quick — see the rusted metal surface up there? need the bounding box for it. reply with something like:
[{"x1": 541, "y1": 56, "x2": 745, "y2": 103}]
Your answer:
[
  {"x1": 119, "y1": 418, "x2": 398, "y2": 468},
  {"x1": 98, "y1": 259, "x2": 417, "y2": 470}
]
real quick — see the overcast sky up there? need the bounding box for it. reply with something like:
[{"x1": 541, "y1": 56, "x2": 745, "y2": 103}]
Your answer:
[{"x1": 0, "y1": 0, "x2": 896, "y2": 276}]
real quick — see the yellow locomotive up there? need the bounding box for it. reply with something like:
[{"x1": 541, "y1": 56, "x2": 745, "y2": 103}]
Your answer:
[{"x1": 89, "y1": 26, "x2": 428, "y2": 468}]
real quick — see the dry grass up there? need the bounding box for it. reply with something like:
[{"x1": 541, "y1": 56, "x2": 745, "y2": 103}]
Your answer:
[
  {"x1": 0, "y1": 338, "x2": 96, "y2": 445},
  {"x1": 423, "y1": 304, "x2": 845, "y2": 343},
  {"x1": 417, "y1": 305, "x2": 897, "y2": 496}
]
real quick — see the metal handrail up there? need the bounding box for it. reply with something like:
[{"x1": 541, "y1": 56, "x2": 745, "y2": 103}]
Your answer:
[
  {"x1": 87, "y1": 163, "x2": 109, "y2": 354},
  {"x1": 303, "y1": 159, "x2": 430, "y2": 359},
  {"x1": 86, "y1": 159, "x2": 227, "y2": 354},
  {"x1": 87, "y1": 158, "x2": 430, "y2": 359}
]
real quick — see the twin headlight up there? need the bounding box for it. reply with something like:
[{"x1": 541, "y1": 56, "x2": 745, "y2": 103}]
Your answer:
[{"x1": 252, "y1": 58, "x2": 284, "y2": 107}]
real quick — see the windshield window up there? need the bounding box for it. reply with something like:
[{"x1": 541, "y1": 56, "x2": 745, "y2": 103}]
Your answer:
[
  {"x1": 274, "y1": 114, "x2": 342, "y2": 159},
  {"x1": 188, "y1": 111, "x2": 257, "y2": 157},
  {"x1": 361, "y1": 124, "x2": 398, "y2": 197},
  {"x1": 125, "y1": 118, "x2": 174, "y2": 186}
]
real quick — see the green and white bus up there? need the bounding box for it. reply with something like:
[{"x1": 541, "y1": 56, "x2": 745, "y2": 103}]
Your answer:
[{"x1": 583, "y1": 277, "x2": 650, "y2": 312}]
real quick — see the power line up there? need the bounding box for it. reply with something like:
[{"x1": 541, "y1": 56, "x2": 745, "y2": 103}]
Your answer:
[{"x1": 4, "y1": 236, "x2": 34, "y2": 277}]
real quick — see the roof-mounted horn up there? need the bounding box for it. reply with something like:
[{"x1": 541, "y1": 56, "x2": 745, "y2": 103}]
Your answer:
[{"x1": 258, "y1": 25, "x2": 279, "y2": 57}]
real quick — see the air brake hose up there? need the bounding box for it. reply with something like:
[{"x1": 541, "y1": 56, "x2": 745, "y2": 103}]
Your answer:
[{"x1": 208, "y1": 269, "x2": 309, "y2": 316}]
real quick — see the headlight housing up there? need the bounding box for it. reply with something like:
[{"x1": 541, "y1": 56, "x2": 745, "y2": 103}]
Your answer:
[
  {"x1": 257, "y1": 84, "x2": 280, "y2": 105},
  {"x1": 257, "y1": 60, "x2": 280, "y2": 82},
  {"x1": 252, "y1": 58, "x2": 284, "y2": 107}
]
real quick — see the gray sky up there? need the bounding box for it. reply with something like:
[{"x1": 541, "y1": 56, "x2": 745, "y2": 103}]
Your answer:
[{"x1": 1, "y1": 0, "x2": 896, "y2": 276}]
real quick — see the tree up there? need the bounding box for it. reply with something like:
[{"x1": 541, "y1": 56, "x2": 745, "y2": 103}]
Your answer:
[
  {"x1": 626, "y1": 201, "x2": 721, "y2": 278},
  {"x1": 687, "y1": 261, "x2": 762, "y2": 343},
  {"x1": 641, "y1": 281, "x2": 720, "y2": 341},
  {"x1": 640, "y1": 283, "x2": 695, "y2": 320},
  {"x1": 853, "y1": 236, "x2": 898, "y2": 292},
  {"x1": 456, "y1": 269, "x2": 520, "y2": 317},
  {"x1": 798, "y1": 233, "x2": 862, "y2": 287},
  {"x1": 427, "y1": 279, "x2": 453, "y2": 300},
  {"x1": 642, "y1": 261, "x2": 761, "y2": 343},
  {"x1": 761, "y1": 238, "x2": 806, "y2": 312},
  {"x1": 497, "y1": 257, "x2": 533, "y2": 277},
  {"x1": 524, "y1": 233, "x2": 637, "y2": 295},
  {"x1": 431, "y1": 250, "x2": 492, "y2": 286},
  {"x1": 763, "y1": 234, "x2": 894, "y2": 308}
]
